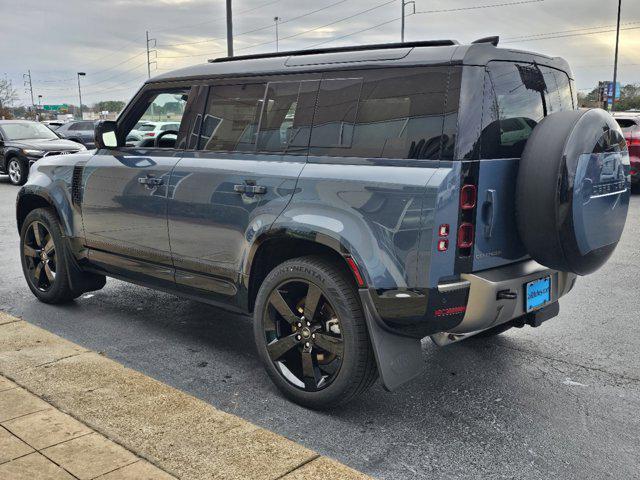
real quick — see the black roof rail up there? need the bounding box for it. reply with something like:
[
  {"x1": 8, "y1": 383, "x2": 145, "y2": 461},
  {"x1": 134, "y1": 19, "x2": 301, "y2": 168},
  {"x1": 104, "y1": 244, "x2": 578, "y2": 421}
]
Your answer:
[
  {"x1": 208, "y1": 40, "x2": 460, "y2": 63},
  {"x1": 471, "y1": 36, "x2": 499, "y2": 46}
]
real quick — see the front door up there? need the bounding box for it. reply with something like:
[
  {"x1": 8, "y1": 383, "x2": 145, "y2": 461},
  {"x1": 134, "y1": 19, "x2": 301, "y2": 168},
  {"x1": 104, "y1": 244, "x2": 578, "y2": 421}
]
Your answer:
[
  {"x1": 82, "y1": 88, "x2": 194, "y2": 283},
  {"x1": 168, "y1": 77, "x2": 319, "y2": 306}
]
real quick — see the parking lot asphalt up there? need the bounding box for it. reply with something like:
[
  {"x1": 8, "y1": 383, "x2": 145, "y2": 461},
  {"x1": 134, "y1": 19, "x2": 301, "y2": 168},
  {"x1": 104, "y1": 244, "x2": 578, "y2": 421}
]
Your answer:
[{"x1": 0, "y1": 176, "x2": 639, "y2": 480}]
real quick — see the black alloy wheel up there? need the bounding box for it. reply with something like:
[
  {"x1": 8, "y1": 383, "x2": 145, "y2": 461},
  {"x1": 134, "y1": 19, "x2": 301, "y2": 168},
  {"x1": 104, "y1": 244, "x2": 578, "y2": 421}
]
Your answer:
[
  {"x1": 20, "y1": 207, "x2": 84, "y2": 304},
  {"x1": 254, "y1": 256, "x2": 377, "y2": 409},
  {"x1": 263, "y1": 279, "x2": 344, "y2": 392},
  {"x1": 23, "y1": 221, "x2": 57, "y2": 292}
]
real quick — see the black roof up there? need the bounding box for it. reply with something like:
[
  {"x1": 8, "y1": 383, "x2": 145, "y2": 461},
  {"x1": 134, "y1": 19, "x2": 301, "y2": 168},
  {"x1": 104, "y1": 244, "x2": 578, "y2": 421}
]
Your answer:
[{"x1": 150, "y1": 40, "x2": 572, "y2": 83}]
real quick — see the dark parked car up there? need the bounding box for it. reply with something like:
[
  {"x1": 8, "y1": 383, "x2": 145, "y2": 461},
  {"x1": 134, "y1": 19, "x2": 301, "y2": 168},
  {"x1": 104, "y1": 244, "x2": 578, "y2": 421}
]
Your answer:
[
  {"x1": 56, "y1": 120, "x2": 96, "y2": 149},
  {"x1": 15, "y1": 39, "x2": 630, "y2": 409},
  {"x1": 614, "y1": 113, "x2": 640, "y2": 187},
  {"x1": 0, "y1": 120, "x2": 85, "y2": 186}
]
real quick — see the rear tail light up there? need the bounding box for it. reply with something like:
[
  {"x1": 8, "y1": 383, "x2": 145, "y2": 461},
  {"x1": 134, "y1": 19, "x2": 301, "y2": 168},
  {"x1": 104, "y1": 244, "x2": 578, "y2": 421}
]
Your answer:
[
  {"x1": 437, "y1": 239, "x2": 449, "y2": 252},
  {"x1": 460, "y1": 184, "x2": 477, "y2": 210},
  {"x1": 457, "y1": 222, "x2": 474, "y2": 249},
  {"x1": 626, "y1": 132, "x2": 640, "y2": 147},
  {"x1": 145, "y1": 132, "x2": 156, "y2": 137},
  {"x1": 438, "y1": 224, "x2": 449, "y2": 237}
]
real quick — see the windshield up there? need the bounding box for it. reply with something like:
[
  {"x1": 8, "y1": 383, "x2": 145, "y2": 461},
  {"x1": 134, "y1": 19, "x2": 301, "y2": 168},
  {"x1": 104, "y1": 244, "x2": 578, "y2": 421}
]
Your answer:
[{"x1": 0, "y1": 122, "x2": 58, "y2": 141}]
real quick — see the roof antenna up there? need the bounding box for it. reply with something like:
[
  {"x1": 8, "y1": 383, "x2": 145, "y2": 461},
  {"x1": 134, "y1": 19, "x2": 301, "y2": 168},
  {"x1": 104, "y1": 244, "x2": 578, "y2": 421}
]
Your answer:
[{"x1": 472, "y1": 36, "x2": 499, "y2": 46}]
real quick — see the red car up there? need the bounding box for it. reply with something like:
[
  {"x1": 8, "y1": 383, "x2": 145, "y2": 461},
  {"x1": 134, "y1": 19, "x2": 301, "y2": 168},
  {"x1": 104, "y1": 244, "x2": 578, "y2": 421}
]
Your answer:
[{"x1": 614, "y1": 113, "x2": 640, "y2": 186}]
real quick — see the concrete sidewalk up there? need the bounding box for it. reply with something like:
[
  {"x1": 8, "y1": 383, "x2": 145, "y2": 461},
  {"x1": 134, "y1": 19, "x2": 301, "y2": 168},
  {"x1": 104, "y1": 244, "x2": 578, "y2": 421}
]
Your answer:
[
  {"x1": 0, "y1": 312, "x2": 371, "y2": 480},
  {"x1": 1, "y1": 375, "x2": 175, "y2": 479}
]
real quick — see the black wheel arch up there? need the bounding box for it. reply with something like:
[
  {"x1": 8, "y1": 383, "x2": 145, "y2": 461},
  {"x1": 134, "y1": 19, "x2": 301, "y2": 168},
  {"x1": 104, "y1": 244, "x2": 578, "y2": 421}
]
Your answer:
[{"x1": 245, "y1": 231, "x2": 366, "y2": 314}]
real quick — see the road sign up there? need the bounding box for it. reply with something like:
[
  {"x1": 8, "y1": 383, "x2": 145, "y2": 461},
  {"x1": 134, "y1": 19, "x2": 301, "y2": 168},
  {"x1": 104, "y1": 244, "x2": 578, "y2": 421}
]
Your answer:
[{"x1": 43, "y1": 104, "x2": 69, "y2": 111}]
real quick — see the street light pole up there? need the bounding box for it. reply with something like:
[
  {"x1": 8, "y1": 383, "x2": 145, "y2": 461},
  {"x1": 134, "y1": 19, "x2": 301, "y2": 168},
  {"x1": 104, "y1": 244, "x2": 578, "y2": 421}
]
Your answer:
[
  {"x1": 226, "y1": 0, "x2": 234, "y2": 57},
  {"x1": 611, "y1": 0, "x2": 622, "y2": 111},
  {"x1": 401, "y1": 0, "x2": 415, "y2": 43},
  {"x1": 274, "y1": 17, "x2": 280, "y2": 52},
  {"x1": 77, "y1": 72, "x2": 86, "y2": 120}
]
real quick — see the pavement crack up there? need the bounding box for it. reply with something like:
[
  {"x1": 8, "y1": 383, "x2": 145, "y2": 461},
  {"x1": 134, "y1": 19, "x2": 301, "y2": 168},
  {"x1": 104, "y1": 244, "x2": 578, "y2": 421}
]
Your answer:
[
  {"x1": 23, "y1": 351, "x2": 89, "y2": 372},
  {"x1": 491, "y1": 342, "x2": 640, "y2": 384},
  {"x1": 274, "y1": 453, "x2": 321, "y2": 479}
]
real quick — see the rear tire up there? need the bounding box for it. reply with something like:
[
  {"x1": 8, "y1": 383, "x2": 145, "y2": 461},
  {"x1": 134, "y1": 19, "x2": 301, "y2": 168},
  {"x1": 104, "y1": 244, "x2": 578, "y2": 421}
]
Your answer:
[
  {"x1": 254, "y1": 256, "x2": 377, "y2": 409},
  {"x1": 7, "y1": 158, "x2": 28, "y2": 186},
  {"x1": 20, "y1": 208, "x2": 81, "y2": 304}
]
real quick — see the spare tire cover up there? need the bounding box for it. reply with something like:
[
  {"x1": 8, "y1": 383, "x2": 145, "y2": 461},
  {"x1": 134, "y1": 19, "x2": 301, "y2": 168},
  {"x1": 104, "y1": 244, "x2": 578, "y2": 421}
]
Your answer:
[{"x1": 516, "y1": 109, "x2": 630, "y2": 275}]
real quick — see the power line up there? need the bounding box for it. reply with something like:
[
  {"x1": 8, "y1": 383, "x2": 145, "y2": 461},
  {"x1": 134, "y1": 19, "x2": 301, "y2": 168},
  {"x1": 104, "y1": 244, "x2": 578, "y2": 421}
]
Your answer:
[
  {"x1": 158, "y1": 0, "x2": 395, "y2": 60},
  {"x1": 503, "y1": 25, "x2": 640, "y2": 43},
  {"x1": 151, "y1": 0, "x2": 284, "y2": 35},
  {"x1": 158, "y1": 0, "x2": 348, "y2": 48}
]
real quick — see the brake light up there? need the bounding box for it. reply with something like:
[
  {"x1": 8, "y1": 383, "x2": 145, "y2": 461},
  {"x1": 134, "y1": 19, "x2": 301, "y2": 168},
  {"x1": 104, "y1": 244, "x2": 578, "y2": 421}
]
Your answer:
[
  {"x1": 437, "y1": 239, "x2": 449, "y2": 252},
  {"x1": 438, "y1": 224, "x2": 449, "y2": 237},
  {"x1": 457, "y1": 223, "x2": 474, "y2": 249},
  {"x1": 145, "y1": 132, "x2": 155, "y2": 137},
  {"x1": 460, "y1": 184, "x2": 477, "y2": 210}
]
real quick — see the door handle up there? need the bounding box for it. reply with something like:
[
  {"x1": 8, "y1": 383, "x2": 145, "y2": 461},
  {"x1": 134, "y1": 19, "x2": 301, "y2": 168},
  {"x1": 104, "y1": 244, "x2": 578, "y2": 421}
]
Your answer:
[
  {"x1": 483, "y1": 189, "x2": 496, "y2": 239},
  {"x1": 234, "y1": 184, "x2": 266, "y2": 195},
  {"x1": 138, "y1": 176, "x2": 164, "y2": 189}
]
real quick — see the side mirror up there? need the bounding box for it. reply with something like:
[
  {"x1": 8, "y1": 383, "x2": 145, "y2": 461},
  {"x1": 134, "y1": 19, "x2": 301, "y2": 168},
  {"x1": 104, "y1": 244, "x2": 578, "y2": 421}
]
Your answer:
[{"x1": 94, "y1": 120, "x2": 119, "y2": 149}]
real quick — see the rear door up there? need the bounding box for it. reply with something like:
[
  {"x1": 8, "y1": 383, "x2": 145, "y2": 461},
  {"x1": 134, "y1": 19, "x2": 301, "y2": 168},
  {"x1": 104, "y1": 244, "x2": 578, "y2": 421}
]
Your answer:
[
  {"x1": 472, "y1": 62, "x2": 575, "y2": 271},
  {"x1": 167, "y1": 75, "x2": 320, "y2": 306},
  {"x1": 82, "y1": 87, "x2": 195, "y2": 283}
]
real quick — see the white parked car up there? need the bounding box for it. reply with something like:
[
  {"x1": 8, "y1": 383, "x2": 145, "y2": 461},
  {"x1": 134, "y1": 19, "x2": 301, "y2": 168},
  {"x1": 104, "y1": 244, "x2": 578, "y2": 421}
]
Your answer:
[{"x1": 126, "y1": 121, "x2": 181, "y2": 146}]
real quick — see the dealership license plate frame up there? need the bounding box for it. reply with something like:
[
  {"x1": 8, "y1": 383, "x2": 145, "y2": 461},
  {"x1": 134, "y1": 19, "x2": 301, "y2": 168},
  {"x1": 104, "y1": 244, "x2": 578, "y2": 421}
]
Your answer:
[{"x1": 525, "y1": 276, "x2": 551, "y2": 312}]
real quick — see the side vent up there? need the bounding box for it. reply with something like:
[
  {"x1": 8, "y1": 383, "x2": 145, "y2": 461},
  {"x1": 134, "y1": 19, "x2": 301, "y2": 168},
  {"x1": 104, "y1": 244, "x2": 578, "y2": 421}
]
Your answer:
[{"x1": 71, "y1": 165, "x2": 84, "y2": 209}]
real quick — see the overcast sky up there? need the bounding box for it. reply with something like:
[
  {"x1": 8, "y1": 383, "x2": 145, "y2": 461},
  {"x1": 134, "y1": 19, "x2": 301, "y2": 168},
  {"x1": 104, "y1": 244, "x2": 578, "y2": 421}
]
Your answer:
[{"x1": 1, "y1": 0, "x2": 639, "y2": 108}]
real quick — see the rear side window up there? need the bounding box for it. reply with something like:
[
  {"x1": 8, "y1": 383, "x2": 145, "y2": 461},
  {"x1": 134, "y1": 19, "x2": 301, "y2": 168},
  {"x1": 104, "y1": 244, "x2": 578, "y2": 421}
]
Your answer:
[
  {"x1": 480, "y1": 62, "x2": 574, "y2": 159},
  {"x1": 201, "y1": 83, "x2": 266, "y2": 152},
  {"x1": 257, "y1": 80, "x2": 318, "y2": 154},
  {"x1": 308, "y1": 67, "x2": 449, "y2": 159}
]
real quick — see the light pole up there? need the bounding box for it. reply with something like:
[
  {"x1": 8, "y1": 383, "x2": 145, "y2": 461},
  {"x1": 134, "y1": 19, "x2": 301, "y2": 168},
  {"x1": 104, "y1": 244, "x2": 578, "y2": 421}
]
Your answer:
[
  {"x1": 77, "y1": 72, "x2": 86, "y2": 120},
  {"x1": 226, "y1": 0, "x2": 234, "y2": 57},
  {"x1": 37, "y1": 95, "x2": 42, "y2": 121},
  {"x1": 611, "y1": 0, "x2": 622, "y2": 111},
  {"x1": 401, "y1": 0, "x2": 415, "y2": 43},
  {"x1": 274, "y1": 16, "x2": 280, "y2": 52}
]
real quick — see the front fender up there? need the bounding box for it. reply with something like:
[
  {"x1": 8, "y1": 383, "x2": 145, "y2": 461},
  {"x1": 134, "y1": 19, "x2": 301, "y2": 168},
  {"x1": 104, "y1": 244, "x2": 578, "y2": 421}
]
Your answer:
[{"x1": 16, "y1": 152, "x2": 92, "y2": 238}]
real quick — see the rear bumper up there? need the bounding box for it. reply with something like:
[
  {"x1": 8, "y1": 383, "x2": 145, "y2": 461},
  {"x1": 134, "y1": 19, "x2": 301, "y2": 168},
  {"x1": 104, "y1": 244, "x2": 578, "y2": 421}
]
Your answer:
[{"x1": 450, "y1": 260, "x2": 577, "y2": 334}]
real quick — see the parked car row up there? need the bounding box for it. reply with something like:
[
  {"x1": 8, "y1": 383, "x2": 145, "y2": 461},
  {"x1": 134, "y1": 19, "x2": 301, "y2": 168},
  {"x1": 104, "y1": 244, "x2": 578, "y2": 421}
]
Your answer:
[{"x1": 613, "y1": 113, "x2": 640, "y2": 187}]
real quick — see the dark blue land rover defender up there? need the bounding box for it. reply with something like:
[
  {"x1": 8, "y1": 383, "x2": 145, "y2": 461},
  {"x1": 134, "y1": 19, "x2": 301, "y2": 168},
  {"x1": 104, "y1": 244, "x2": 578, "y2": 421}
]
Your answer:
[{"x1": 16, "y1": 38, "x2": 630, "y2": 408}]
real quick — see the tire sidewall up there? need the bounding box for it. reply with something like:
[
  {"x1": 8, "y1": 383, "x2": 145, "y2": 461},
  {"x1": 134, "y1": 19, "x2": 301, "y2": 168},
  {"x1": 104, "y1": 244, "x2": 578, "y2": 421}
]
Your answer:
[
  {"x1": 20, "y1": 208, "x2": 71, "y2": 303},
  {"x1": 253, "y1": 258, "x2": 365, "y2": 408}
]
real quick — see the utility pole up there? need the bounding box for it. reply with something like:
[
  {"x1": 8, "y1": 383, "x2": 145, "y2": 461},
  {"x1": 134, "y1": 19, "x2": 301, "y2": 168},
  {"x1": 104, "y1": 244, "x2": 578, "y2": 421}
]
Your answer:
[
  {"x1": 611, "y1": 0, "x2": 622, "y2": 111},
  {"x1": 274, "y1": 17, "x2": 280, "y2": 52},
  {"x1": 146, "y1": 31, "x2": 157, "y2": 79},
  {"x1": 23, "y1": 70, "x2": 35, "y2": 117},
  {"x1": 401, "y1": 0, "x2": 415, "y2": 43},
  {"x1": 77, "y1": 72, "x2": 86, "y2": 120},
  {"x1": 226, "y1": 0, "x2": 234, "y2": 57}
]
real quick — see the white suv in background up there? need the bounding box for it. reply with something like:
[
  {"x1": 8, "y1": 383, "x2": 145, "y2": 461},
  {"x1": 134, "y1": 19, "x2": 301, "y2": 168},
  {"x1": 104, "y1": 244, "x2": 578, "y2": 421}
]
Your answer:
[{"x1": 126, "y1": 121, "x2": 181, "y2": 146}]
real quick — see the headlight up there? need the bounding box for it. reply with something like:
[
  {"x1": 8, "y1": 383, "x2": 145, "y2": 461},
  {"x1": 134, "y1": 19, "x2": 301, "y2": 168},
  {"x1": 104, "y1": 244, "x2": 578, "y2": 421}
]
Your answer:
[{"x1": 22, "y1": 149, "x2": 45, "y2": 157}]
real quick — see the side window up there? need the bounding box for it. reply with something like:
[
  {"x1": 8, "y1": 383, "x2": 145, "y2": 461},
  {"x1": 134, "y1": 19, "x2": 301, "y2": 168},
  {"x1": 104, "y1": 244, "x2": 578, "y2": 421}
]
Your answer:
[
  {"x1": 175, "y1": 86, "x2": 207, "y2": 150},
  {"x1": 125, "y1": 88, "x2": 189, "y2": 148},
  {"x1": 308, "y1": 68, "x2": 450, "y2": 160},
  {"x1": 480, "y1": 62, "x2": 545, "y2": 159},
  {"x1": 201, "y1": 83, "x2": 266, "y2": 152},
  {"x1": 310, "y1": 78, "x2": 361, "y2": 150},
  {"x1": 256, "y1": 80, "x2": 318, "y2": 154}
]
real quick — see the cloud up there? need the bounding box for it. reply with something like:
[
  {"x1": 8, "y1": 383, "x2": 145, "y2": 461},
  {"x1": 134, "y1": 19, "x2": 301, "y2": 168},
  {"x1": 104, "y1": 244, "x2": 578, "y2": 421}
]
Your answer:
[{"x1": 1, "y1": 0, "x2": 639, "y2": 106}]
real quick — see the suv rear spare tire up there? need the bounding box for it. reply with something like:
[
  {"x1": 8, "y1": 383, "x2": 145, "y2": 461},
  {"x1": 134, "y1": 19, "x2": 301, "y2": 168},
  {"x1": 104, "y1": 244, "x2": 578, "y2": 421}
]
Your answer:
[{"x1": 516, "y1": 108, "x2": 630, "y2": 275}]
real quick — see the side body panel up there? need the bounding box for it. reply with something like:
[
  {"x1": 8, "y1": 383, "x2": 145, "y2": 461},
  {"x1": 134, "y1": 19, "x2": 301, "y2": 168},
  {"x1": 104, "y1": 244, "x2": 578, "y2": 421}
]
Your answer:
[
  {"x1": 82, "y1": 148, "x2": 183, "y2": 283},
  {"x1": 168, "y1": 152, "x2": 304, "y2": 306}
]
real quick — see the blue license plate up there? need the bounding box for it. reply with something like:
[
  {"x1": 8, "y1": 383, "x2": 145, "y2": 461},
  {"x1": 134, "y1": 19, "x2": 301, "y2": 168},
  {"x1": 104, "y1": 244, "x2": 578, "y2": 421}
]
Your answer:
[{"x1": 525, "y1": 276, "x2": 551, "y2": 312}]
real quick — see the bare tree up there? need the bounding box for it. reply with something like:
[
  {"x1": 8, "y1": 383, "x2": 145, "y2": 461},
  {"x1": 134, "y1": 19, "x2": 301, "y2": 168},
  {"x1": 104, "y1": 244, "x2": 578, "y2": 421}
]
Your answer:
[{"x1": 0, "y1": 78, "x2": 19, "y2": 118}]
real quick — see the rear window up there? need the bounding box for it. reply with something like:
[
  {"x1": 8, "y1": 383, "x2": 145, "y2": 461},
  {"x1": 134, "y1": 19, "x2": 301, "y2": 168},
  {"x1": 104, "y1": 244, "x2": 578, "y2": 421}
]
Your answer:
[
  {"x1": 308, "y1": 67, "x2": 450, "y2": 160},
  {"x1": 138, "y1": 124, "x2": 156, "y2": 131},
  {"x1": 479, "y1": 62, "x2": 574, "y2": 159}
]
